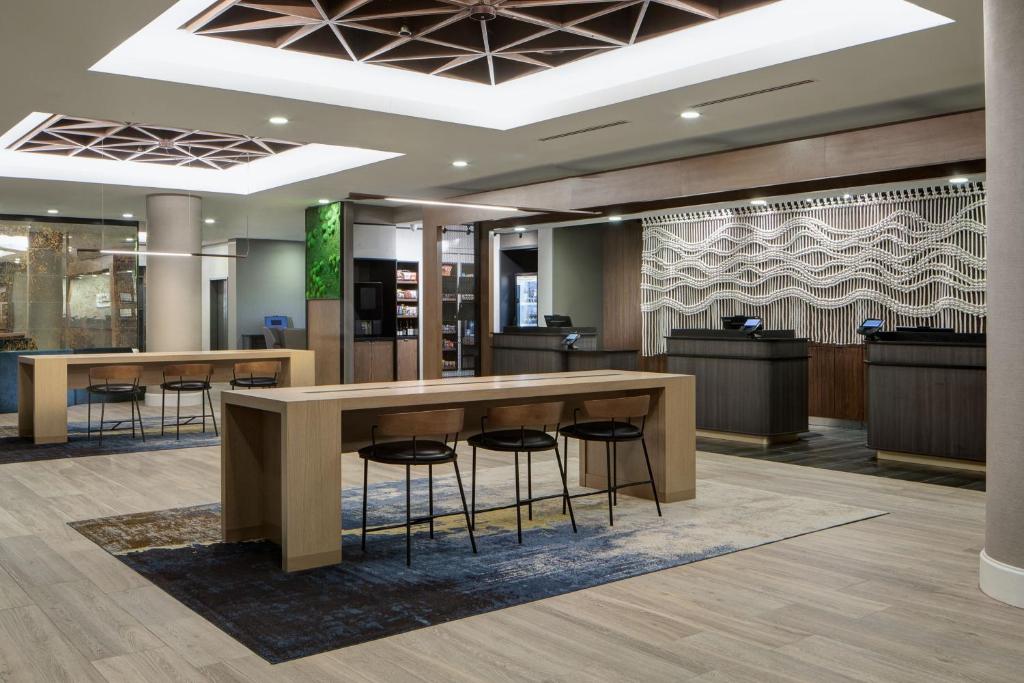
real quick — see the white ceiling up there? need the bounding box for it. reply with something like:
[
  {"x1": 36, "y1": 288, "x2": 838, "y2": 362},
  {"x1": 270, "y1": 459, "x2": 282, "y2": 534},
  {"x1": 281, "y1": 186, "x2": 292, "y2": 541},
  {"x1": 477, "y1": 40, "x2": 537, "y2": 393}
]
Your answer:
[{"x1": 0, "y1": 0, "x2": 982, "y2": 242}]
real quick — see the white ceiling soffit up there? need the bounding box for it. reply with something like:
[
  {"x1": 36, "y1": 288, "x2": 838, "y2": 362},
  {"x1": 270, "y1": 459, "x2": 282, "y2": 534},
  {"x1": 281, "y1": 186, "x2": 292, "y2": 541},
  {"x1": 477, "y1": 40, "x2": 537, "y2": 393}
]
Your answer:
[
  {"x1": 91, "y1": 0, "x2": 953, "y2": 131},
  {"x1": 0, "y1": 113, "x2": 402, "y2": 194}
]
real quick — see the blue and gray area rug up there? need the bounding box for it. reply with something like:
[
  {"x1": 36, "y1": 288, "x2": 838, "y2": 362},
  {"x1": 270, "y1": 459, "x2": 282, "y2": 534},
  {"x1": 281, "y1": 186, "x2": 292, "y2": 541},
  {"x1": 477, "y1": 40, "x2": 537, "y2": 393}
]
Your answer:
[
  {"x1": 0, "y1": 419, "x2": 219, "y2": 463},
  {"x1": 70, "y1": 468, "x2": 886, "y2": 664}
]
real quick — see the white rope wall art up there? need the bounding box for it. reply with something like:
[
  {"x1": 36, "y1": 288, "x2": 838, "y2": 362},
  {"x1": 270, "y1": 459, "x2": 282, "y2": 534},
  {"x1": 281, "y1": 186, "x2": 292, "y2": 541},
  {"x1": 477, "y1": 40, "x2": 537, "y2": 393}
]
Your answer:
[{"x1": 641, "y1": 184, "x2": 986, "y2": 355}]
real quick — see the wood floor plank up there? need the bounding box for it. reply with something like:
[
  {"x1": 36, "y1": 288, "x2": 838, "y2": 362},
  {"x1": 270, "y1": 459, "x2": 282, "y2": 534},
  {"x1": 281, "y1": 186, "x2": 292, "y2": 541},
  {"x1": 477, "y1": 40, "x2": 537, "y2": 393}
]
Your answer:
[{"x1": 0, "y1": 605, "x2": 107, "y2": 682}]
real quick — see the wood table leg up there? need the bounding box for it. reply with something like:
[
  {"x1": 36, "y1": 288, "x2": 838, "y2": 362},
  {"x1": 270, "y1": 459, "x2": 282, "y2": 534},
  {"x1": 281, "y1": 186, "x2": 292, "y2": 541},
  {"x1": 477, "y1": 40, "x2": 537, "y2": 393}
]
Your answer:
[
  {"x1": 222, "y1": 402, "x2": 281, "y2": 543},
  {"x1": 24, "y1": 358, "x2": 69, "y2": 444},
  {"x1": 17, "y1": 361, "x2": 34, "y2": 439},
  {"x1": 579, "y1": 376, "x2": 696, "y2": 503},
  {"x1": 280, "y1": 401, "x2": 341, "y2": 571}
]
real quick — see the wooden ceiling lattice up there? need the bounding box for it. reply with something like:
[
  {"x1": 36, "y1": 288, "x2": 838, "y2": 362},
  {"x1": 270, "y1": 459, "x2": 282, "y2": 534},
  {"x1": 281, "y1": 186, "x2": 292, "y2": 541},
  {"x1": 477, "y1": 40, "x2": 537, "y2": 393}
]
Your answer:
[
  {"x1": 9, "y1": 115, "x2": 303, "y2": 170},
  {"x1": 183, "y1": 0, "x2": 778, "y2": 86}
]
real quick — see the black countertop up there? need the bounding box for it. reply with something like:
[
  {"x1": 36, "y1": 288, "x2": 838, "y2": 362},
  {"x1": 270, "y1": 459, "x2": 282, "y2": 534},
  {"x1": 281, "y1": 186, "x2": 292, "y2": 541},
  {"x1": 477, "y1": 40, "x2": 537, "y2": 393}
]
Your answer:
[{"x1": 668, "y1": 329, "x2": 804, "y2": 341}]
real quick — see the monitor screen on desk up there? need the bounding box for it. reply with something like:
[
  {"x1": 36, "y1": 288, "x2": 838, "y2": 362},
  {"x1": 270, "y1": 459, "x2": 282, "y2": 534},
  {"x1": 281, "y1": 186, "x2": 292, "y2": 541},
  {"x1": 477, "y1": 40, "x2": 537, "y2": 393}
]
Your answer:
[
  {"x1": 740, "y1": 318, "x2": 763, "y2": 333},
  {"x1": 858, "y1": 319, "x2": 885, "y2": 336},
  {"x1": 264, "y1": 315, "x2": 290, "y2": 329},
  {"x1": 545, "y1": 314, "x2": 573, "y2": 328}
]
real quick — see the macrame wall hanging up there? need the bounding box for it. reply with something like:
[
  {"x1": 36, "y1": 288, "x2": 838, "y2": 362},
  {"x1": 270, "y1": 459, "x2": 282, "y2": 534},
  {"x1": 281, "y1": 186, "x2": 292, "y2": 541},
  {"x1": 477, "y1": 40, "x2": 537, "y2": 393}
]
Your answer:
[{"x1": 641, "y1": 184, "x2": 986, "y2": 355}]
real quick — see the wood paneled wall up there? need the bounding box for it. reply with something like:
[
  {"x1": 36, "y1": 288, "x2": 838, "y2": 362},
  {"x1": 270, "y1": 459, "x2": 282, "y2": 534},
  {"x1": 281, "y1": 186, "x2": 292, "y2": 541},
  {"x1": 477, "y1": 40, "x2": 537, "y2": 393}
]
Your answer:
[
  {"x1": 602, "y1": 220, "x2": 643, "y2": 352},
  {"x1": 809, "y1": 343, "x2": 865, "y2": 422}
]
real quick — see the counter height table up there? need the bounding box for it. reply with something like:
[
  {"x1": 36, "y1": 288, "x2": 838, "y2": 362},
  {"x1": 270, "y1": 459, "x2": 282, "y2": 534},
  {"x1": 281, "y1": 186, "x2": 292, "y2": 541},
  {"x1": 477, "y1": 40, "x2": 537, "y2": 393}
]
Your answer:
[
  {"x1": 18, "y1": 349, "x2": 315, "y2": 444},
  {"x1": 221, "y1": 370, "x2": 696, "y2": 571}
]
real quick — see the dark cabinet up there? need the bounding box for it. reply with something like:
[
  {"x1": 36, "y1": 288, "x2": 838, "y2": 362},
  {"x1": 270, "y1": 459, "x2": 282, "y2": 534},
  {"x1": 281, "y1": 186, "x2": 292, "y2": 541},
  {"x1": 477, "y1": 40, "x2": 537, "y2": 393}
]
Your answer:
[
  {"x1": 396, "y1": 339, "x2": 418, "y2": 381},
  {"x1": 354, "y1": 340, "x2": 395, "y2": 384}
]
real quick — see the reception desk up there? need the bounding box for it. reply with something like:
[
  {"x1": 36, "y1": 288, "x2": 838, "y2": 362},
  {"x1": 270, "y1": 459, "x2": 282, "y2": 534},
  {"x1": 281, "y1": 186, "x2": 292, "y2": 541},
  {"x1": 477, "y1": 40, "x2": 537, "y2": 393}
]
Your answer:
[
  {"x1": 866, "y1": 333, "x2": 986, "y2": 470},
  {"x1": 666, "y1": 329, "x2": 809, "y2": 444},
  {"x1": 491, "y1": 327, "x2": 638, "y2": 375}
]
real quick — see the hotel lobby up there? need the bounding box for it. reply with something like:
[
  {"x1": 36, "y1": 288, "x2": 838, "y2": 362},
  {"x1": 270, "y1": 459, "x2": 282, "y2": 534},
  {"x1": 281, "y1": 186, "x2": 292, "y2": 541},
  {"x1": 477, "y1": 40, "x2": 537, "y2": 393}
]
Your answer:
[{"x1": 2, "y1": 0, "x2": 1023, "y2": 680}]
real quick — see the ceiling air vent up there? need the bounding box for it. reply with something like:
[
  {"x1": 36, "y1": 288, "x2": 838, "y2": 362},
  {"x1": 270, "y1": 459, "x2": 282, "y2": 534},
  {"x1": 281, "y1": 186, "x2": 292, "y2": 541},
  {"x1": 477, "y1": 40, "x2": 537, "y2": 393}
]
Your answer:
[
  {"x1": 538, "y1": 120, "x2": 630, "y2": 142},
  {"x1": 689, "y1": 80, "x2": 817, "y2": 109}
]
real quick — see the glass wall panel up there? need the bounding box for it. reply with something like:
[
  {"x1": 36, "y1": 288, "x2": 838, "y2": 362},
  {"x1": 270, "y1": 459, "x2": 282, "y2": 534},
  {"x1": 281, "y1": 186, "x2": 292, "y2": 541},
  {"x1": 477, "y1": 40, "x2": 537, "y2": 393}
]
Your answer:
[{"x1": 0, "y1": 216, "x2": 141, "y2": 351}]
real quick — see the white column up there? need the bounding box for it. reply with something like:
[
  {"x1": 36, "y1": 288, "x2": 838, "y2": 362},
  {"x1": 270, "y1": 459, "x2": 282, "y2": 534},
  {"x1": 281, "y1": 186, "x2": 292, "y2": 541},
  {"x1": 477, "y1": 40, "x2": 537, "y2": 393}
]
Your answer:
[
  {"x1": 144, "y1": 194, "x2": 203, "y2": 406},
  {"x1": 980, "y1": 0, "x2": 1024, "y2": 609}
]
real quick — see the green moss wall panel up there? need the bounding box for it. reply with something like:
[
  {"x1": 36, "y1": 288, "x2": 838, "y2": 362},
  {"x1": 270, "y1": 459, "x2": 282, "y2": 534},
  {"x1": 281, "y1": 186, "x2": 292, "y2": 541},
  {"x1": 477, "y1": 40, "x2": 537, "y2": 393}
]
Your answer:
[{"x1": 305, "y1": 202, "x2": 342, "y2": 300}]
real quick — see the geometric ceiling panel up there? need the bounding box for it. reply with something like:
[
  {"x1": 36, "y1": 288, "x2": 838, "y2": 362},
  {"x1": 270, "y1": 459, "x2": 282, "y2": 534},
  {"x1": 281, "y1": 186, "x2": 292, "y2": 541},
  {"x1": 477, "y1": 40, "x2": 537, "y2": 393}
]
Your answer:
[
  {"x1": 184, "y1": 0, "x2": 781, "y2": 85},
  {"x1": 9, "y1": 115, "x2": 303, "y2": 170}
]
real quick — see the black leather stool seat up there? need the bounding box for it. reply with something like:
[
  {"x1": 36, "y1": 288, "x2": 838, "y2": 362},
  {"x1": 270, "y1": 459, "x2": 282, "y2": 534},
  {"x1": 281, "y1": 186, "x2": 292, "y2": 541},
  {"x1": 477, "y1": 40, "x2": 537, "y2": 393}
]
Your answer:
[
  {"x1": 358, "y1": 440, "x2": 457, "y2": 465},
  {"x1": 468, "y1": 429, "x2": 556, "y2": 452},
  {"x1": 559, "y1": 421, "x2": 643, "y2": 442},
  {"x1": 161, "y1": 380, "x2": 212, "y2": 391},
  {"x1": 86, "y1": 383, "x2": 137, "y2": 395},
  {"x1": 229, "y1": 376, "x2": 277, "y2": 389}
]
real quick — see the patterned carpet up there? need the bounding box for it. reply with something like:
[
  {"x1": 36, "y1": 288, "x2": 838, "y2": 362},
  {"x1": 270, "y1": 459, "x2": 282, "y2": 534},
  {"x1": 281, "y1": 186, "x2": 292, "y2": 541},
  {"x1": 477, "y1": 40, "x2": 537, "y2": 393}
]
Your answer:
[
  {"x1": 0, "y1": 418, "x2": 220, "y2": 463},
  {"x1": 70, "y1": 465, "x2": 886, "y2": 664}
]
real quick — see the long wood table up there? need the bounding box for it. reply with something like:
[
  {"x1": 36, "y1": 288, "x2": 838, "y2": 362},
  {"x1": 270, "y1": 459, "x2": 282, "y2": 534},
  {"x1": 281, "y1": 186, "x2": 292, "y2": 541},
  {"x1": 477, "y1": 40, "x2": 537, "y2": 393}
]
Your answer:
[
  {"x1": 221, "y1": 370, "x2": 696, "y2": 571},
  {"x1": 18, "y1": 349, "x2": 315, "y2": 444}
]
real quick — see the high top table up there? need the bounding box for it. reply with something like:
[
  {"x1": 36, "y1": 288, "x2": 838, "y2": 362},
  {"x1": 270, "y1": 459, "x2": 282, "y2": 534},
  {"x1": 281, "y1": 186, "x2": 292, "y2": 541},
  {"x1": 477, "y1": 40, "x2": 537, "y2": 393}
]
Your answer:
[
  {"x1": 17, "y1": 349, "x2": 315, "y2": 444},
  {"x1": 220, "y1": 370, "x2": 696, "y2": 571}
]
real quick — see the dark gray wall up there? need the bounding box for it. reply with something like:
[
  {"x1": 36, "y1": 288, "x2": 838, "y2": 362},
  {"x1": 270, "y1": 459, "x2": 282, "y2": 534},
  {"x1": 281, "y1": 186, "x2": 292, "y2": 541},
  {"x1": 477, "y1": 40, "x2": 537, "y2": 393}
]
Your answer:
[
  {"x1": 233, "y1": 239, "x2": 306, "y2": 342},
  {"x1": 552, "y1": 225, "x2": 604, "y2": 330}
]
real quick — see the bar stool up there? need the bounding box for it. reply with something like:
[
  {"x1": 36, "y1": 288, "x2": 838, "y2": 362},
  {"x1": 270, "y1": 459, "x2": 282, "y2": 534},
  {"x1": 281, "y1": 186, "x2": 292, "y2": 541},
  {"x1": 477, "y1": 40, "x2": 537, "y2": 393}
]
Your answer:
[
  {"x1": 358, "y1": 408, "x2": 476, "y2": 567},
  {"x1": 558, "y1": 395, "x2": 662, "y2": 526},
  {"x1": 160, "y1": 363, "x2": 217, "y2": 440},
  {"x1": 229, "y1": 361, "x2": 280, "y2": 390},
  {"x1": 86, "y1": 365, "x2": 146, "y2": 445},
  {"x1": 467, "y1": 401, "x2": 577, "y2": 543}
]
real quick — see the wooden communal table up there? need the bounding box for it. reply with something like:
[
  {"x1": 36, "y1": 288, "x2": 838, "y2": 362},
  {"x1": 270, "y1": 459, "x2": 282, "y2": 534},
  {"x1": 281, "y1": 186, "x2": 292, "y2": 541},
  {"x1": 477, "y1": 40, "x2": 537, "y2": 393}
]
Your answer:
[
  {"x1": 221, "y1": 370, "x2": 696, "y2": 572},
  {"x1": 17, "y1": 349, "x2": 315, "y2": 444}
]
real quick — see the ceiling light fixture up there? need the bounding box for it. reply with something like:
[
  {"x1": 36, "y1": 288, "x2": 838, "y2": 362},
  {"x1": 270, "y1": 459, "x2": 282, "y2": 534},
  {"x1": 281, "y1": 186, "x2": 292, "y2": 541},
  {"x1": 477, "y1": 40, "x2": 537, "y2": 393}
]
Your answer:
[
  {"x1": 122, "y1": 212, "x2": 134, "y2": 219},
  {"x1": 608, "y1": 215, "x2": 623, "y2": 222},
  {"x1": 204, "y1": 217, "x2": 216, "y2": 224},
  {"x1": 268, "y1": 116, "x2": 289, "y2": 125},
  {"x1": 843, "y1": 193, "x2": 853, "y2": 199},
  {"x1": 680, "y1": 111, "x2": 702, "y2": 120},
  {"x1": 47, "y1": 208, "x2": 59, "y2": 214},
  {"x1": 452, "y1": 160, "x2": 469, "y2": 168},
  {"x1": 513, "y1": 226, "x2": 526, "y2": 232},
  {"x1": 949, "y1": 176, "x2": 970, "y2": 184},
  {"x1": 349, "y1": 193, "x2": 600, "y2": 216},
  {"x1": 318, "y1": 198, "x2": 331, "y2": 205},
  {"x1": 79, "y1": 248, "x2": 243, "y2": 259},
  {"x1": 750, "y1": 199, "x2": 768, "y2": 206}
]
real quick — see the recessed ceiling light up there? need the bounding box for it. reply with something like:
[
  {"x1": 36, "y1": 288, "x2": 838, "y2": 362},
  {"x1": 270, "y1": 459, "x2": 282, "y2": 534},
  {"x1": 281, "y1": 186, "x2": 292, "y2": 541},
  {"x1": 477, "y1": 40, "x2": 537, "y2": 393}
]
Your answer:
[
  {"x1": 608, "y1": 215, "x2": 623, "y2": 222},
  {"x1": 750, "y1": 199, "x2": 768, "y2": 206},
  {"x1": 452, "y1": 160, "x2": 469, "y2": 168},
  {"x1": 204, "y1": 218, "x2": 216, "y2": 224},
  {"x1": 949, "y1": 176, "x2": 970, "y2": 184},
  {"x1": 122, "y1": 212, "x2": 134, "y2": 219},
  {"x1": 805, "y1": 198, "x2": 814, "y2": 203},
  {"x1": 268, "y1": 116, "x2": 289, "y2": 125},
  {"x1": 47, "y1": 208, "x2": 59, "y2": 214},
  {"x1": 843, "y1": 194, "x2": 853, "y2": 199},
  {"x1": 513, "y1": 226, "x2": 526, "y2": 232},
  {"x1": 680, "y1": 111, "x2": 702, "y2": 120},
  {"x1": 318, "y1": 198, "x2": 331, "y2": 205}
]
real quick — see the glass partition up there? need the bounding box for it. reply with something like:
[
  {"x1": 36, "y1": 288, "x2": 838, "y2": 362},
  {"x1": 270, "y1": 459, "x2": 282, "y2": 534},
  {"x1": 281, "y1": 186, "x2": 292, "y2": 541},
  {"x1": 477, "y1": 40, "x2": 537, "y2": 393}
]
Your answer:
[
  {"x1": 440, "y1": 224, "x2": 478, "y2": 378},
  {"x1": 0, "y1": 216, "x2": 141, "y2": 351}
]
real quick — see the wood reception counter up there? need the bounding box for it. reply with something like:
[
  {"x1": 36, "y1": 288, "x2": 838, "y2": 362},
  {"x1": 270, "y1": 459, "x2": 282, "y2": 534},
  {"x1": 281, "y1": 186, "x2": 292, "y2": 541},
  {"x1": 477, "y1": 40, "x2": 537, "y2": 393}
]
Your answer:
[
  {"x1": 491, "y1": 327, "x2": 638, "y2": 375},
  {"x1": 866, "y1": 334, "x2": 986, "y2": 470},
  {"x1": 666, "y1": 330, "x2": 809, "y2": 444},
  {"x1": 221, "y1": 370, "x2": 695, "y2": 571}
]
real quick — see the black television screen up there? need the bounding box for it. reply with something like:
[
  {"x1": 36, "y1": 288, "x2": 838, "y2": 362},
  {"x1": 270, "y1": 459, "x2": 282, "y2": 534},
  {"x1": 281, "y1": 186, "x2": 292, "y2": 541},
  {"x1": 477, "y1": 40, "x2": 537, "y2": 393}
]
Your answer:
[{"x1": 355, "y1": 282, "x2": 383, "y2": 319}]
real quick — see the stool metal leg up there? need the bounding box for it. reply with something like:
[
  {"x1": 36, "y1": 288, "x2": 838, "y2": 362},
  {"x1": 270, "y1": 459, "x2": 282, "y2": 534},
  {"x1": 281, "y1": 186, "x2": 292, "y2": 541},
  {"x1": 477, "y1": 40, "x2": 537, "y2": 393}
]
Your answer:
[
  {"x1": 527, "y1": 451, "x2": 533, "y2": 521},
  {"x1": 405, "y1": 464, "x2": 412, "y2": 567},
  {"x1": 612, "y1": 441, "x2": 618, "y2": 507},
  {"x1": 87, "y1": 390, "x2": 92, "y2": 440},
  {"x1": 640, "y1": 437, "x2": 663, "y2": 517},
  {"x1": 428, "y1": 464, "x2": 435, "y2": 539},
  {"x1": 135, "y1": 394, "x2": 146, "y2": 443},
  {"x1": 452, "y1": 461, "x2": 477, "y2": 555},
  {"x1": 513, "y1": 451, "x2": 523, "y2": 544},
  {"x1": 175, "y1": 389, "x2": 181, "y2": 440},
  {"x1": 201, "y1": 388, "x2": 207, "y2": 433},
  {"x1": 99, "y1": 398, "x2": 105, "y2": 446},
  {"x1": 553, "y1": 443, "x2": 577, "y2": 533},
  {"x1": 470, "y1": 446, "x2": 477, "y2": 530},
  {"x1": 161, "y1": 388, "x2": 166, "y2": 436},
  {"x1": 605, "y1": 441, "x2": 613, "y2": 526},
  {"x1": 207, "y1": 389, "x2": 218, "y2": 436},
  {"x1": 361, "y1": 457, "x2": 369, "y2": 551},
  {"x1": 562, "y1": 435, "x2": 569, "y2": 515},
  {"x1": 130, "y1": 393, "x2": 137, "y2": 439}
]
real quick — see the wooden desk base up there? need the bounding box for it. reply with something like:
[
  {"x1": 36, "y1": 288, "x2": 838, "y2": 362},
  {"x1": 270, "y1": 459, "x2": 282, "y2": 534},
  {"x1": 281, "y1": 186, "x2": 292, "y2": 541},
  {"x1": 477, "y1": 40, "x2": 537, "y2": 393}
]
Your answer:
[
  {"x1": 696, "y1": 429, "x2": 802, "y2": 446},
  {"x1": 876, "y1": 450, "x2": 986, "y2": 473}
]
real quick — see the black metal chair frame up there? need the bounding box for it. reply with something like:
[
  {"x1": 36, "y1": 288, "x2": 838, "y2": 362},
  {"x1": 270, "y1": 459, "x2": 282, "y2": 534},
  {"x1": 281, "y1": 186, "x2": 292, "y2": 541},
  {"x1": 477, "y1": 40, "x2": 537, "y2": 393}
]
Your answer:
[
  {"x1": 469, "y1": 417, "x2": 577, "y2": 544},
  {"x1": 559, "y1": 408, "x2": 662, "y2": 526},
  {"x1": 160, "y1": 369, "x2": 218, "y2": 440},
  {"x1": 86, "y1": 374, "x2": 145, "y2": 445},
  {"x1": 360, "y1": 428, "x2": 477, "y2": 567},
  {"x1": 228, "y1": 367, "x2": 279, "y2": 390}
]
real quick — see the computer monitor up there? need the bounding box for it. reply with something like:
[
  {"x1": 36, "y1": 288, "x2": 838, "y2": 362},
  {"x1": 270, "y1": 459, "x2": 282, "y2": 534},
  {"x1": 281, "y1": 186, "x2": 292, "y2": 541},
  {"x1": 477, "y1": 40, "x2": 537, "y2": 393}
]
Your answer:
[
  {"x1": 264, "y1": 315, "x2": 291, "y2": 329},
  {"x1": 740, "y1": 318, "x2": 763, "y2": 333},
  {"x1": 545, "y1": 314, "x2": 573, "y2": 328},
  {"x1": 721, "y1": 315, "x2": 751, "y2": 330},
  {"x1": 857, "y1": 319, "x2": 885, "y2": 336}
]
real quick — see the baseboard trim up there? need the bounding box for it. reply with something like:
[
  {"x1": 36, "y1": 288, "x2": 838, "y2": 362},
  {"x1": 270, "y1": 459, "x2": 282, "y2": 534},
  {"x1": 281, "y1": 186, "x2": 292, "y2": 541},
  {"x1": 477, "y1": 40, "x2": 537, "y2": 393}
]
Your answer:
[
  {"x1": 697, "y1": 430, "x2": 801, "y2": 446},
  {"x1": 980, "y1": 549, "x2": 1024, "y2": 609},
  {"x1": 876, "y1": 450, "x2": 985, "y2": 473},
  {"x1": 809, "y1": 417, "x2": 865, "y2": 430}
]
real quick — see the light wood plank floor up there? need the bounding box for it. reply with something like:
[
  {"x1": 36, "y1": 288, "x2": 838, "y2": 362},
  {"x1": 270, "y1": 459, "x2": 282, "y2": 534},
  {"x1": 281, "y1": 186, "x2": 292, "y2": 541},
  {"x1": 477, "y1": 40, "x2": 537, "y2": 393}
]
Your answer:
[{"x1": 1, "y1": 399, "x2": 1022, "y2": 682}]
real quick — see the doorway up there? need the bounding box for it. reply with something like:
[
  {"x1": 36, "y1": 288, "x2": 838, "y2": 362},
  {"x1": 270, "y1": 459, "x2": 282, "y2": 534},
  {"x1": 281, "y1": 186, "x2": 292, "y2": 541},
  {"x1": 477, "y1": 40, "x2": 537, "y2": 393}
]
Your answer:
[{"x1": 210, "y1": 278, "x2": 228, "y2": 350}]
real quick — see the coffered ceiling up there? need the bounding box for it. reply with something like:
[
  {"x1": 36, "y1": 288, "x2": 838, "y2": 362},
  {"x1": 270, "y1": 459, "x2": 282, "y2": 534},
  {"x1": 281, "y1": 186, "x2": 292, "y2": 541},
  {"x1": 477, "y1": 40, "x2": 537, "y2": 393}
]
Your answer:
[{"x1": 185, "y1": 0, "x2": 778, "y2": 85}]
